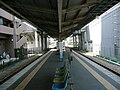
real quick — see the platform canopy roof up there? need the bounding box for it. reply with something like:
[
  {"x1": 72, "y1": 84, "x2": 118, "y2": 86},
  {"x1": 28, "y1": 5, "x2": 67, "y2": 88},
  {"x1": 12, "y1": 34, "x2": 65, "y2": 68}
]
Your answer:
[{"x1": 0, "y1": 0, "x2": 119, "y2": 40}]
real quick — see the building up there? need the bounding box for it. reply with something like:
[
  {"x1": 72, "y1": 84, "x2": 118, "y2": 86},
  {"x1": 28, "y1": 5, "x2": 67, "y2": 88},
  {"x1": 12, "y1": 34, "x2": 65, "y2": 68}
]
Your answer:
[
  {"x1": 88, "y1": 18, "x2": 101, "y2": 55},
  {"x1": 101, "y1": 2, "x2": 120, "y2": 59},
  {"x1": 0, "y1": 8, "x2": 48, "y2": 59},
  {"x1": 81, "y1": 3, "x2": 120, "y2": 60}
]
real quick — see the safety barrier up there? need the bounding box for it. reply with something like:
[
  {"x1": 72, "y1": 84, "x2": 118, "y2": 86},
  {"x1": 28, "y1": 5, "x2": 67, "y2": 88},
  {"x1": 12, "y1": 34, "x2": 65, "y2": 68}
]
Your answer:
[{"x1": 52, "y1": 63, "x2": 68, "y2": 90}]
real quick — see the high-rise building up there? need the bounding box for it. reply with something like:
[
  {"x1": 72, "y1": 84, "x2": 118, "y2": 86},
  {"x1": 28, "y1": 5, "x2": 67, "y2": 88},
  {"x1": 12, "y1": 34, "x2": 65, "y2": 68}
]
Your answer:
[
  {"x1": 101, "y1": 2, "x2": 120, "y2": 59},
  {"x1": 81, "y1": 2, "x2": 120, "y2": 60}
]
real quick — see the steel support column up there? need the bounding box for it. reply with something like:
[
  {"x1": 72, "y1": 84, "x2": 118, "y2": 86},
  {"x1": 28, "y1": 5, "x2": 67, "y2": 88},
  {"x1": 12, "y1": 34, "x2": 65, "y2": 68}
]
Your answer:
[
  {"x1": 73, "y1": 35, "x2": 75, "y2": 47},
  {"x1": 45, "y1": 35, "x2": 47, "y2": 50},
  {"x1": 78, "y1": 34, "x2": 81, "y2": 50},
  {"x1": 38, "y1": 34, "x2": 40, "y2": 52},
  {"x1": 41, "y1": 33, "x2": 43, "y2": 51},
  {"x1": 57, "y1": 0, "x2": 62, "y2": 40},
  {"x1": 75, "y1": 35, "x2": 77, "y2": 47},
  {"x1": 81, "y1": 32, "x2": 84, "y2": 50}
]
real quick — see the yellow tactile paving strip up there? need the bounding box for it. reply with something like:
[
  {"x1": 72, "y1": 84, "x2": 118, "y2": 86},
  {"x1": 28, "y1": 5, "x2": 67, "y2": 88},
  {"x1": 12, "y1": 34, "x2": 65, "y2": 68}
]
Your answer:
[
  {"x1": 15, "y1": 52, "x2": 52, "y2": 90},
  {"x1": 74, "y1": 54, "x2": 118, "y2": 90}
]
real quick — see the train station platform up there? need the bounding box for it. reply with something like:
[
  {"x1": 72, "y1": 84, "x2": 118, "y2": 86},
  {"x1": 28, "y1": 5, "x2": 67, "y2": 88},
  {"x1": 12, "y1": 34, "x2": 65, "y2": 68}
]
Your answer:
[{"x1": 0, "y1": 49, "x2": 120, "y2": 90}]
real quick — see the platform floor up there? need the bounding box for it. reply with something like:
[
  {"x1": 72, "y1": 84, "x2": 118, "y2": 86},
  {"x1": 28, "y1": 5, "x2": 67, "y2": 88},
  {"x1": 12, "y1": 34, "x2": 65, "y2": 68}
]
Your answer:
[
  {"x1": 71, "y1": 52, "x2": 120, "y2": 90},
  {"x1": 0, "y1": 50, "x2": 120, "y2": 90}
]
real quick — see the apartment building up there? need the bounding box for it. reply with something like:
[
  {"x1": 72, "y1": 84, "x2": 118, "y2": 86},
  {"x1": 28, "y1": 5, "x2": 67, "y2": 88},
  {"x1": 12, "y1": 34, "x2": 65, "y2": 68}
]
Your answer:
[{"x1": 0, "y1": 8, "x2": 37, "y2": 58}]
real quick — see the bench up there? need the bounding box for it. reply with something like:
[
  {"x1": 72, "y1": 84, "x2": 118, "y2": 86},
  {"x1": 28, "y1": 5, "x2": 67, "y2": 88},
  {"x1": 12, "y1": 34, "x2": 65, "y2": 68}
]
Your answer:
[{"x1": 52, "y1": 63, "x2": 68, "y2": 90}]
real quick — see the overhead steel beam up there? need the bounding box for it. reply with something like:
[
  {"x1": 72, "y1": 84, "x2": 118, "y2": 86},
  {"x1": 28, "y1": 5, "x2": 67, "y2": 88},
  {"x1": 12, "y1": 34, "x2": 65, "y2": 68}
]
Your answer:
[
  {"x1": 60, "y1": 31, "x2": 72, "y2": 40},
  {"x1": 62, "y1": 1, "x2": 100, "y2": 14},
  {"x1": 57, "y1": 0, "x2": 62, "y2": 33},
  {"x1": 30, "y1": 18, "x2": 58, "y2": 26},
  {"x1": 62, "y1": 16, "x2": 86, "y2": 25},
  {"x1": 37, "y1": 25, "x2": 57, "y2": 32},
  {"x1": 0, "y1": 0, "x2": 42, "y2": 31},
  {"x1": 63, "y1": 0, "x2": 70, "y2": 21},
  {"x1": 62, "y1": 24, "x2": 78, "y2": 32},
  {"x1": 57, "y1": 0, "x2": 63, "y2": 40},
  {"x1": 7, "y1": 3, "x2": 57, "y2": 14}
]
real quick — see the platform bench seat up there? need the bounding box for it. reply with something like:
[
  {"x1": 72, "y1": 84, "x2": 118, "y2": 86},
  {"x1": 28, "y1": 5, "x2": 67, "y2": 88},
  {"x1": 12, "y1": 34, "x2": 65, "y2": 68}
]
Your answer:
[{"x1": 52, "y1": 64, "x2": 68, "y2": 90}]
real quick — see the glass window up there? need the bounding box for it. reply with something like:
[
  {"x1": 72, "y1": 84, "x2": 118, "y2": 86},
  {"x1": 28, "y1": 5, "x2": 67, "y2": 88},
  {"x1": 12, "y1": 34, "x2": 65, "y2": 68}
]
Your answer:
[{"x1": 0, "y1": 18, "x2": 3, "y2": 25}]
